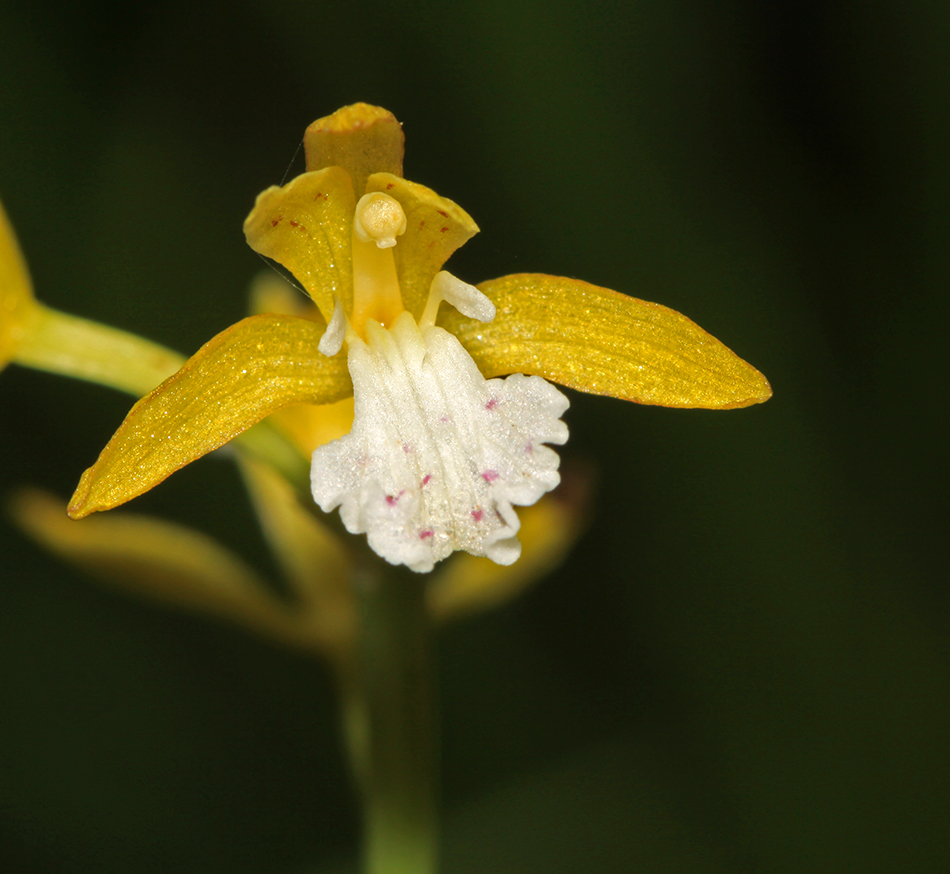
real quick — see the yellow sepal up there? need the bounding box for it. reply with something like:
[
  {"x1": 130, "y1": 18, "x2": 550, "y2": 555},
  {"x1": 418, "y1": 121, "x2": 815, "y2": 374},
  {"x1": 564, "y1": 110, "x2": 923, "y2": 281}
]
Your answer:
[
  {"x1": 68, "y1": 314, "x2": 352, "y2": 519},
  {"x1": 366, "y1": 172, "x2": 479, "y2": 319},
  {"x1": 442, "y1": 274, "x2": 772, "y2": 409},
  {"x1": 239, "y1": 457, "x2": 356, "y2": 661},
  {"x1": 243, "y1": 167, "x2": 355, "y2": 321},
  {"x1": 0, "y1": 196, "x2": 36, "y2": 369},
  {"x1": 304, "y1": 103, "x2": 404, "y2": 195},
  {"x1": 11, "y1": 487, "x2": 296, "y2": 636}
]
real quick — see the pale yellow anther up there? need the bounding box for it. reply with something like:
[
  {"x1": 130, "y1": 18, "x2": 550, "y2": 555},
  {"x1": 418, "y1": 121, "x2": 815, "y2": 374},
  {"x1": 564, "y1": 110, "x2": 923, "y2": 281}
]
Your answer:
[{"x1": 354, "y1": 193, "x2": 407, "y2": 249}]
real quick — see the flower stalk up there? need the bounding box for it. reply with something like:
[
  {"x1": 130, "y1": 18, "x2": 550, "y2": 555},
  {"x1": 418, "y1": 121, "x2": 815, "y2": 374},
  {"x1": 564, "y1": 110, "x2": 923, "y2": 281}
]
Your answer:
[{"x1": 355, "y1": 569, "x2": 439, "y2": 874}]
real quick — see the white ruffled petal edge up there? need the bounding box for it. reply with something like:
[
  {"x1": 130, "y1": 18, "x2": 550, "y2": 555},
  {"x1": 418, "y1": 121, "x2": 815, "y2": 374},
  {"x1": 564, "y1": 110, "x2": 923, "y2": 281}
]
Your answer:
[{"x1": 311, "y1": 312, "x2": 569, "y2": 572}]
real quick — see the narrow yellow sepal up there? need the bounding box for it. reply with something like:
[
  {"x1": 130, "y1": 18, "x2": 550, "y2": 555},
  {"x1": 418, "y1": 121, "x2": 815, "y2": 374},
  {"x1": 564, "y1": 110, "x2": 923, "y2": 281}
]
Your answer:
[
  {"x1": 442, "y1": 274, "x2": 772, "y2": 409},
  {"x1": 68, "y1": 314, "x2": 352, "y2": 519},
  {"x1": 304, "y1": 103, "x2": 404, "y2": 196},
  {"x1": 366, "y1": 173, "x2": 480, "y2": 320},
  {"x1": 12, "y1": 487, "x2": 285, "y2": 622},
  {"x1": 243, "y1": 167, "x2": 355, "y2": 321},
  {"x1": 239, "y1": 457, "x2": 356, "y2": 661},
  {"x1": 11, "y1": 487, "x2": 342, "y2": 653},
  {"x1": 0, "y1": 195, "x2": 37, "y2": 369}
]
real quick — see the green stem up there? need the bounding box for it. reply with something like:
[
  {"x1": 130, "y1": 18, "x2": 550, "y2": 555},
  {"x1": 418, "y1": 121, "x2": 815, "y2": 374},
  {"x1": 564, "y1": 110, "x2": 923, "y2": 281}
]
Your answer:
[{"x1": 356, "y1": 569, "x2": 438, "y2": 874}]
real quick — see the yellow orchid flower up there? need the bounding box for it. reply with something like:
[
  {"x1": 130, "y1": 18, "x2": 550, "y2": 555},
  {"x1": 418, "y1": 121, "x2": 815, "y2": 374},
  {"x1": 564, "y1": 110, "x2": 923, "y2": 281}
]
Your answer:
[
  {"x1": 1, "y1": 196, "x2": 185, "y2": 394},
  {"x1": 67, "y1": 103, "x2": 771, "y2": 573}
]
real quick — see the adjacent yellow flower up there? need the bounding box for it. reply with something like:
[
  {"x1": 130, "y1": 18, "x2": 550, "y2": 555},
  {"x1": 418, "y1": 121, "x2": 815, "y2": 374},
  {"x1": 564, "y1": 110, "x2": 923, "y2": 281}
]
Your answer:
[
  {"x1": 67, "y1": 104, "x2": 771, "y2": 573},
  {"x1": 1, "y1": 195, "x2": 184, "y2": 394}
]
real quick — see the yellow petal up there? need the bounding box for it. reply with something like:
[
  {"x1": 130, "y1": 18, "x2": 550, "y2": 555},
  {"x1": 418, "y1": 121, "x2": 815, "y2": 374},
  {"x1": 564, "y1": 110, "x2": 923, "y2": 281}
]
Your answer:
[
  {"x1": 243, "y1": 167, "x2": 355, "y2": 321},
  {"x1": 239, "y1": 457, "x2": 356, "y2": 661},
  {"x1": 13, "y1": 304, "x2": 185, "y2": 395},
  {"x1": 244, "y1": 273, "x2": 354, "y2": 454},
  {"x1": 0, "y1": 195, "x2": 37, "y2": 369},
  {"x1": 304, "y1": 103, "x2": 404, "y2": 196},
  {"x1": 10, "y1": 487, "x2": 301, "y2": 643},
  {"x1": 366, "y1": 173, "x2": 479, "y2": 319},
  {"x1": 68, "y1": 314, "x2": 352, "y2": 519},
  {"x1": 442, "y1": 274, "x2": 772, "y2": 409}
]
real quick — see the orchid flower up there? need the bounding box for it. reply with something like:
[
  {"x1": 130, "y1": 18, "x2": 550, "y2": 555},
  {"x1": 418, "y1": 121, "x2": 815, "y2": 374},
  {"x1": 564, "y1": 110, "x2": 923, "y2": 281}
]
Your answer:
[{"x1": 66, "y1": 103, "x2": 771, "y2": 573}]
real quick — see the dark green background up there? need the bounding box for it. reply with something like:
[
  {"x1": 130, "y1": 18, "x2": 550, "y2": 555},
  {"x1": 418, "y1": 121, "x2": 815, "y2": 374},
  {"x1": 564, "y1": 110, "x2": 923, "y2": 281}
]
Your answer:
[{"x1": 1, "y1": 1, "x2": 947, "y2": 871}]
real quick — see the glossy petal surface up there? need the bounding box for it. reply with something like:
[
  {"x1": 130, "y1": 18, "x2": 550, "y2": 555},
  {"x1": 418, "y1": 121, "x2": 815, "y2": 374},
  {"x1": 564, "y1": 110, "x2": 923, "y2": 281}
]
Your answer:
[
  {"x1": 244, "y1": 167, "x2": 355, "y2": 321},
  {"x1": 367, "y1": 173, "x2": 479, "y2": 319},
  {"x1": 442, "y1": 274, "x2": 772, "y2": 409},
  {"x1": 304, "y1": 103, "x2": 404, "y2": 195},
  {"x1": 69, "y1": 314, "x2": 352, "y2": 518},
  {"x1": 0, "y1": 196, "x2": 35, "y2": 368}
]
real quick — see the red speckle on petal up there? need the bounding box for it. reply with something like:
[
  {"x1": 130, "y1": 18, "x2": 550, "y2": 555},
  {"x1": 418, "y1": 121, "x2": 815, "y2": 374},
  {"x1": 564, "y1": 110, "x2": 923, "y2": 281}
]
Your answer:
[
  {"x1": 437, "y1": 210, "x2": 448, "y2": 217},
  {"x1": 482, "y1": 470, "x2": 500, "y2": 483},
  {"x1": 419, "y1": 220, "x2": 425, "y2": 229},
  {"x1": 419, "y1": 529, "x2": 434, "y2": 540},
  {"x1": 471, "y1": 508, "x2": 484, "y2": 522},
  {"x1": 289, "y1": 220, "x2": 305, "y2": 230},
  {"x1": 440, "y1": 226, "x2": 449, "y2": 234},
  {"x1": 386, "y1": 182, "x2": 395, "y2": 189},
  {"x1": 271, "y1": 215, "x2": 283, "y2": 227},
  {"x1": 421, "y1": 474, "x2": 432, "y2": 487}
]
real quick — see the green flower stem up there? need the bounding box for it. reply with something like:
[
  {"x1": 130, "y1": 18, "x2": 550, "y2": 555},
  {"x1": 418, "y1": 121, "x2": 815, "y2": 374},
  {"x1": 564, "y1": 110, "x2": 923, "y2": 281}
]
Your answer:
[{"x1": 356, "y1": 568, "x2": 438, "y2": 874}]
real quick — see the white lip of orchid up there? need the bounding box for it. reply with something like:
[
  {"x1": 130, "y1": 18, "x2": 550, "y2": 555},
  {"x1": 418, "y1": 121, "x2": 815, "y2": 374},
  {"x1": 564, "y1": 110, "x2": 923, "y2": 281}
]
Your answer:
[{"x1": 309, "y1": 195, "x2": 569, "y2": 573}]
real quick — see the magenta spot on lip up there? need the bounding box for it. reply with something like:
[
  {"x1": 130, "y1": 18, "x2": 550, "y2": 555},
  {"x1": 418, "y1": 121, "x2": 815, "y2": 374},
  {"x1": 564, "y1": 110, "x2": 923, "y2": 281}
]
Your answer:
[
  {"x1": 481, "y1": 470, "x2": 500, "y2": 483},
  {"x1": 421, "y1": 474, "x2": 432, "y2": 487},
  {"x1": 385, "y1": 490, "x2": 406, "y2": 506},
  {"x1": 402, "y1": 442, "x2": 412, "y2": 453},
  {"x1": 524, "y1": 441, "x2": 534, "y2": 454},
  {"x1": 471, "y1": 508, "x2": 484, "y2": 522},
  {"x1": 485, "y1": 397, "x2": 499, "y2": 410},
  {"x1": 440, "y1": 415, "x2": 449, "y2": 423},
  {"x1": 419, "y1": 529, "x2": 434, "y2": 540}
]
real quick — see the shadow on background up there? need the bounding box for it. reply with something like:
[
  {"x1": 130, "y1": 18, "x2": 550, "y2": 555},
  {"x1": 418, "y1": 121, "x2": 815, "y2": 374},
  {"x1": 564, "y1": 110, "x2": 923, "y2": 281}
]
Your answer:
[{"x1": 1, "y1": 1, "x2": 946, "y2": 871}]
